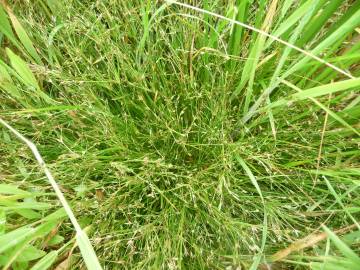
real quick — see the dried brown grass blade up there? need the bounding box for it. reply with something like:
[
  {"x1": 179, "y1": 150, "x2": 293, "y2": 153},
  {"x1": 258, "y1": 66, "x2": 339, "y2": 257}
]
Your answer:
[{"x1": 270, "y1": 223, "x2": 358, "y2": 262}]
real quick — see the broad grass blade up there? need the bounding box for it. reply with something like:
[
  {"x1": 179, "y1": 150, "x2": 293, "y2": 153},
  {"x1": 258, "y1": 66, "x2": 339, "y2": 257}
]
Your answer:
[{"x1": 30, "y1": 251, "x2": 58, "y2": 270}]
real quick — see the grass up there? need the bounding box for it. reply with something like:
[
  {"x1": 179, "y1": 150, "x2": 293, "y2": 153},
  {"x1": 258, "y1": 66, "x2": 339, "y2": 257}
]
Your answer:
[{"x1": 0, "y1": 0, "x2": 359, "y2": 269}]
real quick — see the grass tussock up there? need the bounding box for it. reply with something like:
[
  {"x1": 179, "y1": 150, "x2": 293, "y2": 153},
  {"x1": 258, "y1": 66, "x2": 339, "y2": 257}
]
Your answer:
[{"x1": 0, "y1": 0, "x2": 359, "y2": 269}]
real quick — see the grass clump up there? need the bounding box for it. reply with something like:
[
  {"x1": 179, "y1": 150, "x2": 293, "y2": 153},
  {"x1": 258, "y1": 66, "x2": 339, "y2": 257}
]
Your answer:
[{"x1": 0, "y1": 0, "x2": 359, "y2": 269}]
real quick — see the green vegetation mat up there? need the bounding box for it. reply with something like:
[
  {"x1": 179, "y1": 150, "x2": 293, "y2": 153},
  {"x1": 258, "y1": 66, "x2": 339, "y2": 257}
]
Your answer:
[{"x1": 0, "y1": 0, "x2": 359, "y2": 269}]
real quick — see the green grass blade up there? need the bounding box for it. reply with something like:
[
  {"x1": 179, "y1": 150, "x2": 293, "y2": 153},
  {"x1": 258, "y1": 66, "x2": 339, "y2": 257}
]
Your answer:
[
  {"x1": 266, "y1": 0, "x2": 318, "y2": 89},
  {"x1": 5, "y1": 48, "x2": 39, "y2": 89},
  {"x1": 322, "y1": 226, "x2": 360, "y2": 264},
  {"x1": 30, "y1": 251, "x2": 58, "y2": 270},
  {"x1": 279, "y1": 0, "x2": 296, "y2": 20},
  {"x1": 0, "y1": 227, "x2": 33, "y2": 253},
  {"x1": 17, "y1": 245, "x2": 46, "y2": 262},
  {"x1": 280, "y1": 79, "x2": 360, "y2": 136},
  {"x1": 5, "y1": 48, "x2": 54, "y2": 103},
  {"x1": 256, "y1": 1, "x2": 318, "y2": 125},
  {"x1": 0, "y1": 184, "x2": 30, "y2": 195},
  {"x1": 137, "y1": 3, "x2": 168, "y2": 61},
  {"x1": 0, "y1": 5, "x2": 23, "y2": 50},
  {"x1": 77, "y1": 231, "x2": 102, "y2": 270},
  {"x1": 0, "y1": 118, "x2": 102, "y2": 269},
  {"x1": 320, "y1": 0, "x2": 360, "y2": 41},
  {"x1": 297, "y1": 0, "x2": 344, "y2": 47},
  {"x1": 6, "y1": 8, "x2": 42, "y2": 64},
  {"x1": 234, "y1": 0, "x2": 278, "y2": 112},
  {"x1": 283, "y1": 7, "x2": 360, "y2": 79},
  {"x1": 228, "y1": 0, "x2": 248, "y2": 57},
  {"x1": 235, "y1": 155, "x2": 263, "y2": 199},
  {"x1": 15, "y1": 209, "x2": 41, "y2": 220},
  {"x1": 269, "y1": 78, "x2": 360, "y2": 108},
  {"x1": 0, "y1": 210, "x2": 5, "y2": 236},
  {"x1": 236, "y1": 155, "x2": 267, "y2": 269},
  {"x1": 264, "y1": 0, "x2": 316, "y2": 49},
  {"x1": 323, "y1": 177, "x2": 360, "y2": 229},
  {"x1": 0, "y1": 4, "x2": 15, "y2": 40}
]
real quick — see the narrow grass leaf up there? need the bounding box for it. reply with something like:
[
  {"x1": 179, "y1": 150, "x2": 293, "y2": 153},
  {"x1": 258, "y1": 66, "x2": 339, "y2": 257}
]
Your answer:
[
  {"x1": 236, "y1": 155, "x2": 267, "y2": 269},
  {"x1": 289, "y1": 78, "x2": 360, "y2": 100},
  {"x1": 235, "y1": 155, "x2": 263, "y2": 199},
  {"x1": 48, "y1": 235, "x2": 64, "y2": 246},
  {"x1": 0, "y1": 60, "x2": 22, "y2": 99},
  {"x1": 137, "y1": 3, "x2": 168, "y2": 60},
  {"x1": 279, "y1": 0, "x2": 295, "y2": 20},
  {"x1": 264, "y1": 0, "x2": 316, "y2": 49},
  {"x1": 42, "y1": 208, "x2": 67, "y2": 222},
  {"x1": 0, "y1": 61, "x2": 12, "y2": 82},
  {"x1": 283, "y1": 7, "x2": 360, "y2": 78},
  {"x1": 257, "y1": 0, "x2": 318, "y2": 124},
  {"x1": 1, "y1": 202, "x2": 51, "y2": 210},
  {"x1": 0, "y1": 4, "x2": 14, "y2": 39},
  {"x1": 228, "y1": 0, "x2": 248, "y2": 57},
  {"x1": 235, "y1": 0, "x2": 278, "y2": 106},
  {"x1": 321, "y1": 0, "x2": 360, "y2": 40}
]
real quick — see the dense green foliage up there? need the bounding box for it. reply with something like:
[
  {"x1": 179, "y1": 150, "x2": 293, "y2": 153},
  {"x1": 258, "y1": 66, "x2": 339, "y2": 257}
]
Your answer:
[{"x1": 0, "y1": 0, "x2": 359, "y2": 269}]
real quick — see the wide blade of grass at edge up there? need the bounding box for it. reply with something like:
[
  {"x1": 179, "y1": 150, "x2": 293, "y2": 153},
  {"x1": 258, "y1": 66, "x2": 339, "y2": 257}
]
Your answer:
[
  {"x1": 279, "y1": 79, "x2": 360, "y2": 136},
  {"x1": 235, "y1": 155, "x2": 268, "y2": 269},
  {"x1": 4, "y1": 4, "x2": 42, "y2": 64},
  {"x1": 0, "y1": 118, "x2": 102, "y2": 270},
  {"x1": 322, "y1": 225, "x2": 360, "y2": 265},
  {"x1": 166, "y1": 1, "x2": 353, "y2": 79},
  {"x1": 262, "y1": 78, "x2": 360, "y2": 112},
  {"x1": 323, "y1": 176, "x2": 360, "y2": 230},
  {"x1": 242, "y1": 6, "x2": 360, "y2": 123}
]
